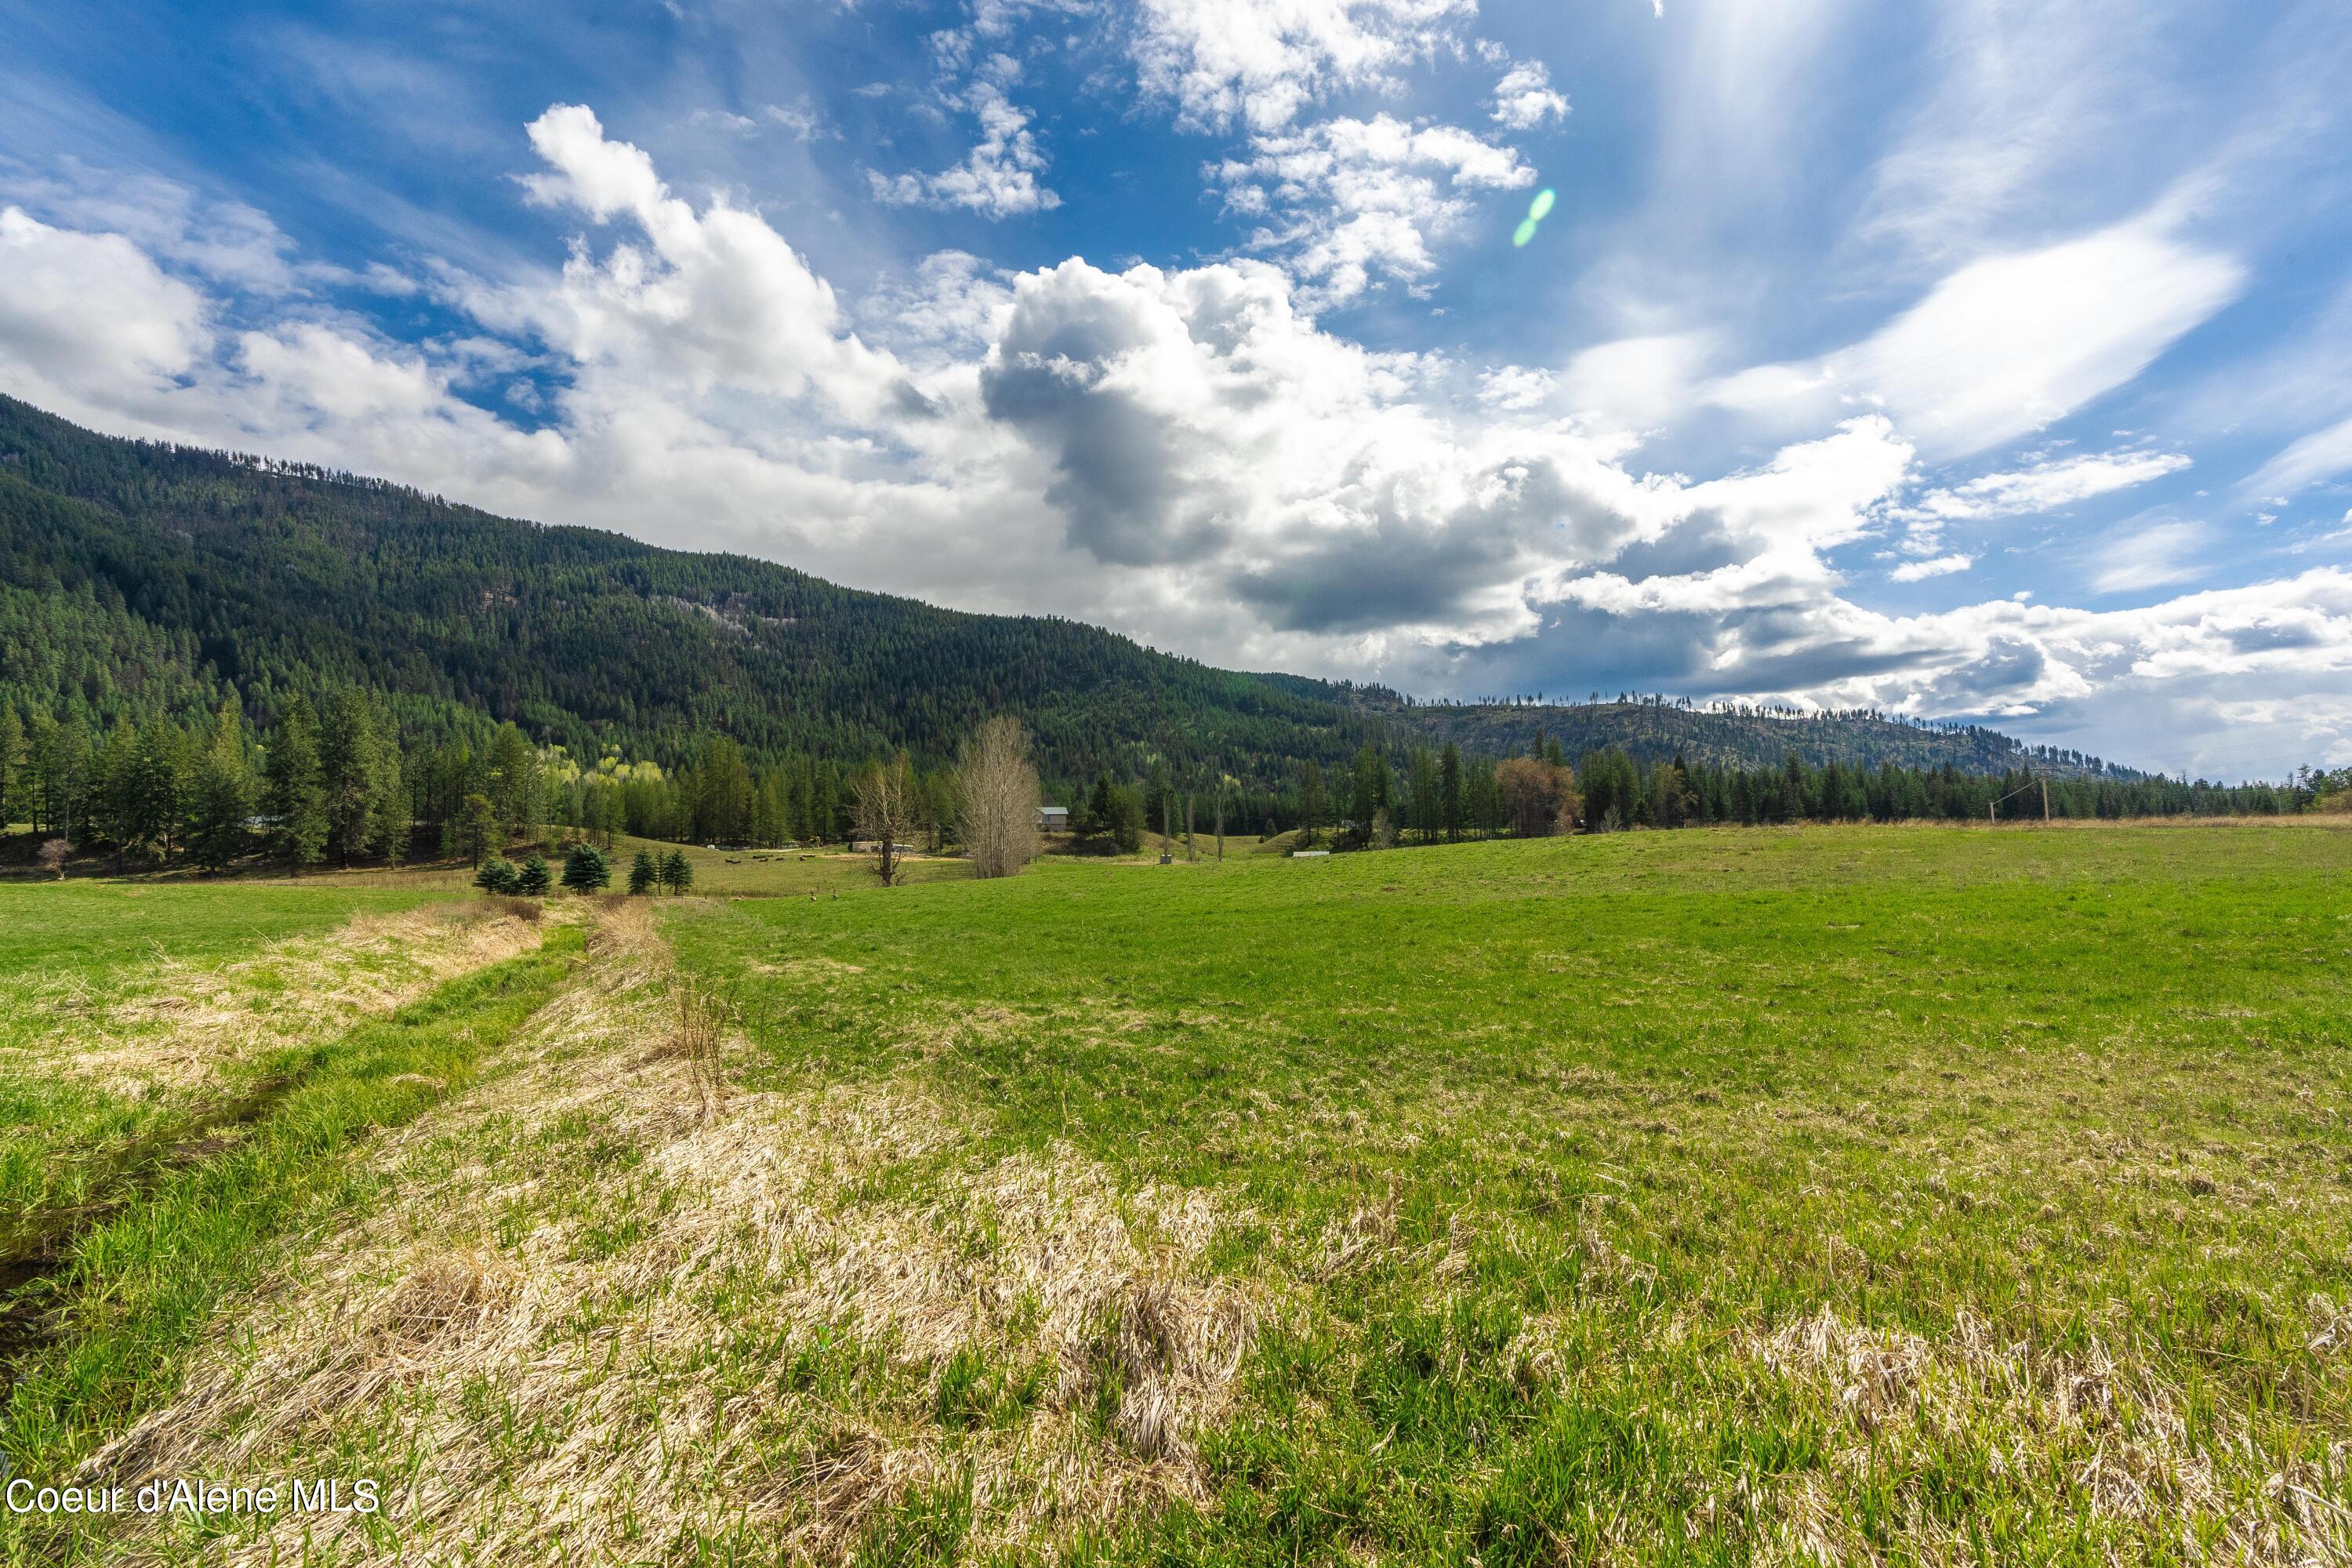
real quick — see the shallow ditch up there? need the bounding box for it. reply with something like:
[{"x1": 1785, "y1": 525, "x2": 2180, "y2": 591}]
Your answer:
[{"x1": 0, "y1": 1072, "x2": 303, "y2": 1359}]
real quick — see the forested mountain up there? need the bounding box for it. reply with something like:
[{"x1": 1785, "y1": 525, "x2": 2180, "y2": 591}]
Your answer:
[
  {"x1": 1263, "y1": 682, "x2": 2145, "y2": 781},
  {"x1": 1, "y1": 394, "x2": 2144, "y2": 789}
]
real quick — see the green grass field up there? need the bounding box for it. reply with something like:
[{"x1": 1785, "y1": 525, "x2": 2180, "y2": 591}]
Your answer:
[{"x1": 3, "y1": 822, "x2": 2348, "y2": 1564}]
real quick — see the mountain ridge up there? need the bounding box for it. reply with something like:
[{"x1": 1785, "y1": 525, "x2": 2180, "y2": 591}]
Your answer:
[{"x1": 1, "y1": 394, "x2": 2147, "y2": 784}]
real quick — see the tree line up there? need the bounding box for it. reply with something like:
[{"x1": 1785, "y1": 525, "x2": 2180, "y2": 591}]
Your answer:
[{"x1": 4, "y1": 688, "x2": 2338, "y2": 878}]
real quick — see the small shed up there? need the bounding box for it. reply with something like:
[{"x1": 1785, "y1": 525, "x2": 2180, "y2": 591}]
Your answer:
[{"x1": 1036, "y1": 805, "x2": 1069, "y2": 830}]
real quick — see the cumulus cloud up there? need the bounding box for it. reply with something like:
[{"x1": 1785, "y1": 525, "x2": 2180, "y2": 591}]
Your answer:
[
  {"x1": 1476, "y1": 365, "x2": 1555, "y2": 409},
  {"x1": 0, "y1": 205, "x2": 210, "y2": 424},
  {"x1": 7, "y1": 103, "x2": 2350, "y2": 779},
  {"x1": 1130, "y1": 0, "x2": 1477, "y2": 132},
  {"x1": 509, "y1": 104, "x2": 907, "y2": 419},
  {"x1": 1491, "y1": 60, "x2": 1569, "y2": 130},
  {"x1": 868, "y1": 81, "x2": 1060, "y2": 218},
  {"x1": 1211, "y1": 114, "x2": 1533, "y2": 304}
]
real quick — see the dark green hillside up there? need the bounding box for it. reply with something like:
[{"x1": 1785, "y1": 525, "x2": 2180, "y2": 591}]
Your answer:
[
  {"x1": 1322, "y1": 688, "x2": 2145, "y2": 780},
  {"x1": 2, "y1": 394, "x2": 2143, "y2": 786},
  {"x1": 0, "y1": 396, "x2": 1367, "y2": 786}
]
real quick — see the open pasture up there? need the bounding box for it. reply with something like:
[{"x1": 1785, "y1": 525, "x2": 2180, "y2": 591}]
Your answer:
[{"x1": 2, "y1": 820, "x2": 2347, "y2": 1565}]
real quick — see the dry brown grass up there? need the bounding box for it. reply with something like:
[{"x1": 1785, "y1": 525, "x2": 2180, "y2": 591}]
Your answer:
[
  {"x1": 78, "y1": 899, "x2": 1266, "y2": 1566},
  {"x1": 1726, "y1": 1308, "x2": 2352, "y2": 1565},
  {"x1": 30, "y1": 902, "x2": 546, "y2": 1102}
]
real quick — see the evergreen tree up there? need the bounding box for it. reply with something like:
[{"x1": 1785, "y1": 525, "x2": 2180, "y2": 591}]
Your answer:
[
  {"x1": 0, "y1": 706, "x2": 23, "y2": 830},
  {"x1": 1087, "y1": 773, "x2": 1117, "y2": 842},
  {"x1": 662, "y1": 848, "x2": 694, "y2": 895},
  {"x1": 1405, "y1": 746, "x2": 1440, "y2": 841},
  {"x1": 1348, "y1": 744, "x2": 1390, "y2": 835},
  {"x1": 487, "y1": 723, "x2": 544, "y2": 846},
  {"x1": 561, "y1": 843, "x2": 611, "y2": 893},
  {"x1": 129, "y1": 716, "x2": 187, "y2": 859},
  {"x1": 373, "y1": 730, "x2": 408, "y2": 865},
  {"x1": 264, "y1": 695, "x2": 328, "y2": 872},
  {"x1": 628, "y1": 848, "x2": 659, "y2": 895},
  {"x1": 475, "y1": 857, "x2": 520, "y2": 895},
  {"x1": 515, "y1": 853, "x2": 552, "y2": 897},
  {"x1": 37, "y1": 713, "x2": 92, "y2": 844},
  {"x1": 91, "y1": 724, "x2": 140, "y2": 866},
  {"x1": 318, "y1": 687, "x2": 386, "y2": 866},
  {"x1": 693, "y1": 735, "x2": 753, "y2": 843},
  {"x1": 1105, "y1": 783, "x2": 1145, "y2": 852},
  {"x1": 188, "y1": 699, "x2": 252, "y2": 872},
  {"x1": 1297, "y1": 758, "x2": 1327, "y2": 844},
  {"x1": 457, "y1": 792, "x2": 501, "y2": 866},
  {"x1": 1439, "y1": 742, "x2": 1464, "y2": 841}
]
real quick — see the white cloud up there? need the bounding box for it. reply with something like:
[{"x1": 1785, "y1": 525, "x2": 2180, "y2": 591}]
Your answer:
[
  {"x1": 1714, "y1": 215, "x2": 2244, "y2": 459},
  {"x1": 1891, "y1": 553, "x2": 1973, "y2": 581},
  {"x1": 868, "y1": 82, "x2": 1060, "y2": 218},
  {"x1": 0, "y1": 205, "x2": 210, "y2": 424},
  {"x1": 1129, "y1": 0, "x2": 1477, "y2": 132},
  {"x1": 2089, "y1": 518, "x2": 2205, "y2": 594},
  {"x1": 1491, "y1": 61, "x2": 1568, "y2": 131},
  {"x1": 1559, "y1": 331, "x2": 1714, "y2": 432},
  {"x1": 1211, "y1": 114, "x2": 1533, "y2": 304},
  {"x1": 9, "y1": 103, "x2": 2352, "y2": 779},
  {"x1": 1476, "y1": 365, "x2": 1555, "y2": 410},
  {"x1": 764, "y1": 99, "x2": 827, "y2": 141},
  {"x1": 2245, "y1": 411, "x2": 2352, "y2": 498},
  {"x1": 0, "y1": 167, "x2": 309, "y2": 294},
  {"x1": 1857, "y1": 0, "x2": 2158, "y2": 266},
  {"x1": 1911, "y1": 448, "x2": 2190, "y2": 521}
]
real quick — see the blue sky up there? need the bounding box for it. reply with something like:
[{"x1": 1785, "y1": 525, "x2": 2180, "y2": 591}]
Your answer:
[{"x1": 4, "y1": 0, "x2": 2350, "y2": 778}]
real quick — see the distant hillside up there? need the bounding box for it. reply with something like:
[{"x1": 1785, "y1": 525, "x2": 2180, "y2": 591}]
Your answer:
[
  {"x1": 1, "y1": 394, "x2": 2143, "y2": 785},
  {"x1": 1269, "y1": 685, "x2": 2145, "y2": 781}
]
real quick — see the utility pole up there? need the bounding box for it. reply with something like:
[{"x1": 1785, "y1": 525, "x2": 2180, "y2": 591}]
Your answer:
[
  {"x1": 2042, "y1": 778, "x2": 2049, "y2": 822},
  {"x1": 1214, "y1": 779, "x2": 1225, "y2": 862}
]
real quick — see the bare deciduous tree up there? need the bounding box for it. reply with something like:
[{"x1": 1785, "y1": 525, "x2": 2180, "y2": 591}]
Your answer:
[
  {"x1": 37, "y1": 837, "x2": 69, "y2": 880},
  {"x1": 1495, "y1": 756, "x2": 1581, "y2": 838},
  {"x1": 957, "y1": 716, "x2": 1040, "y2": 880},
  {"x1": 852, "y1": 753, "x2": 920, "y2": 886}
]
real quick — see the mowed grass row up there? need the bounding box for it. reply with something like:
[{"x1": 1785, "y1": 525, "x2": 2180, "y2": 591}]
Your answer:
[{"x1": 661, "y1": 821, "x2": 2352, "y2": 1563}]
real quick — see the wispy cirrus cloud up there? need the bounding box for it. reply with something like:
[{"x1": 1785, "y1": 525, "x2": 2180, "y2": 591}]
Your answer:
[{"x1": 1912, "y1": 448, "x2": 2192, "y2": 521}]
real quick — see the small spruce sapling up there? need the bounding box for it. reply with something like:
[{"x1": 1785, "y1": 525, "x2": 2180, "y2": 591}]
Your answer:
[{"x1": 561, "y1": 843, "x2": 611, "y2": 894}]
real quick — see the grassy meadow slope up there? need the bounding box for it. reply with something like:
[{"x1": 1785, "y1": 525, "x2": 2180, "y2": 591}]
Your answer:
[{"x1": 2, "y1": 821, "x2": 2348, "y2": 1563}]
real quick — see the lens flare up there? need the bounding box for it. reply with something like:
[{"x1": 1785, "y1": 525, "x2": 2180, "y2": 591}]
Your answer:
[{"x1": 1513, "y1": 187, "x2": 1557, "y2": 247}]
